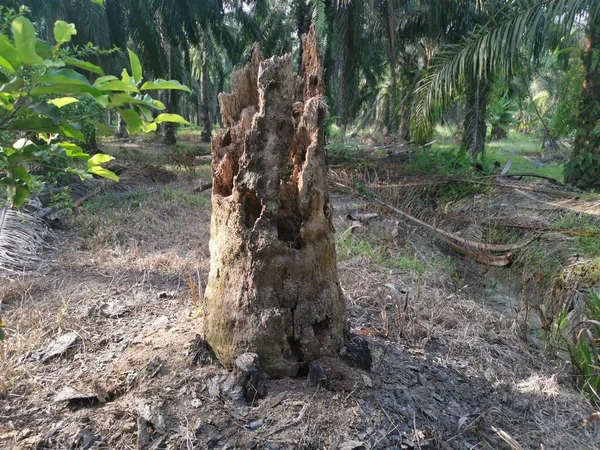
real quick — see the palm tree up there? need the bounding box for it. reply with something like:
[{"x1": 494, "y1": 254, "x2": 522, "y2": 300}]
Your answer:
[
  {"x1": 14, "y1": 0, "x2": 226, "y2": 145},
  {"x1": 410, "y1": 0, "x2": 599, "y2": 186}
]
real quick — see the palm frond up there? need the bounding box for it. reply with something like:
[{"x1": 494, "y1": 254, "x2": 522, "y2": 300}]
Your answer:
[
  {"x1": 410, "y1": 0, "x2": 593, "y2": 144},
  {"x1": 0, "y1": 207, "x2": 48, "y2": 275}
]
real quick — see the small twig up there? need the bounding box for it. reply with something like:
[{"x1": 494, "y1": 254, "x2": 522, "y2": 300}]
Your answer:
[
  {"x1": 73, "y1": 187, "x2": 104, "y2": 208},
  {"x1": 413, "y1": 411, "x2": 422, "y2": 450},
  {"x1": 491, "y1": 426, "x2": 525, "y2": 450}
]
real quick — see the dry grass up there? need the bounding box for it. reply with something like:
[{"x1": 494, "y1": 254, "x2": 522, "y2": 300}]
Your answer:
[{"x1": 1, "y1": 157, "x2": 599, "y2": 449}]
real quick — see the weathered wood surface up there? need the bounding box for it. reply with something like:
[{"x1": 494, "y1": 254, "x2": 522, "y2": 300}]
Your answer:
[{"x1": 204, "y1": 27, "x2": 347, "y2": 377}]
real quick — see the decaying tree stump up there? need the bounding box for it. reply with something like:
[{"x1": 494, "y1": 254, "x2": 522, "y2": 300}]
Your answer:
[{"x1": 204, "y1": 26, "x2": 348, "y2": 377}]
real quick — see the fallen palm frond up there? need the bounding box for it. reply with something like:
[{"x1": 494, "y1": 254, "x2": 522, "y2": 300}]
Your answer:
[
  {"x1": 0, "y1": 206, "x2": 48, "y2": 274},
  {"x1": 494, "y1": 172, "x2": 565, "y2": 186},
  {"x1": 481, "y1": 221, "x2": 600, "y2": 237},
  {"x1": 373, "y1": 196, "x2": 534, "y2": 266},
  {"x1": 516, "y1": 190, "x2": 600, "y2": 216},
  {"x1": 332, "y1": 180, "x2": 536, "y2": 266}
]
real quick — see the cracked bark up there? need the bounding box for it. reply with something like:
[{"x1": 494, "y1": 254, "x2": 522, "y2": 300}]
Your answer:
[{"x1": 203, "y1": 26, "x2": 347, "y2": 377}]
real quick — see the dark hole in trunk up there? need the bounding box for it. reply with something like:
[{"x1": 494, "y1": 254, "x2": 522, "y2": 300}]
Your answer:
[
  {"x1": 276, "y1": 214, "x2": 302, "y2": 249},
  {"x1": 241, "y1": 190, "x2": 263, "y2": 228},
  {"x1": 312, "y1": 317, "x2": 331, "y2": 343},
  {"x1": 287, "y1": 336, "x2": 303, "y2": 361}
]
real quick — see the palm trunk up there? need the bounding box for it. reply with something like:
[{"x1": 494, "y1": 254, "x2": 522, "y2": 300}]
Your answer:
[
  {"x1": 295, "y1": 0, "x2": 310, "y2": 72},
  {"x1": 462, "y1": 76, "x2": 490, "y2": 157},
  {"x1": 385, "y1": 0, "x2": 398, "y2": 134},
  {"x1": 162, "y1": 119, "x2": 177, "y2": 146},
  {"x1": 565, "y1": 14, "x2": 600, "y2": 188},
  {"x1": 116, "y1": 114, "x2": 128, "y2": 139},
  {"x1": 161, "y1": 44, "x2": 177, "y2": 146},
  {"x1": 200, "y1": 60, "x2": 211, "y2": 143}
]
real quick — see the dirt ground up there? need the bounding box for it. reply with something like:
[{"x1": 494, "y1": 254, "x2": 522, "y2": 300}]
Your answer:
[{"x1": 1, "y1": 142, "x2": 599, "y2": 450}]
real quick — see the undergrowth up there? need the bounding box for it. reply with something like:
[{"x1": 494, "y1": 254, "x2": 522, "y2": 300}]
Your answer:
[
  {"x1": 553, "y1": 289, "x2": 600, "y2": 405},
  {"x1": 409, "y1": 127, "x2": 565, "y2": 181},
  {"x1": 555, "y1": 213, "x2": 600, "y2": 258}
]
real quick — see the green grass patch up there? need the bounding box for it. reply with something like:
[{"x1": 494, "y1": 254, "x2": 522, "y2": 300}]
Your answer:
[
  {"x1": 555, "y1": 213, "x2": 600, "y2": 258},
  {"x1": 485, "y1": 132, "x2": 564, "y2": 181},
  {"x1": 336, "y1": 233, "x2": 427, "y2": 275},
  {"x1": 408, "y1": 127, "x2": 565, "y2": 182}
]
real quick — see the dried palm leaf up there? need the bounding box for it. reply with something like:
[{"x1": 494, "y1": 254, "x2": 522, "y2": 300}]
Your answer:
[{"x1": 0, "y1": 206, "x2": 48, "y2": 274}]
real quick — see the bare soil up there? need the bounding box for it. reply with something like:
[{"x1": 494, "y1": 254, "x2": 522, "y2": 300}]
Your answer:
[{"x1": 1, "y1": 145, "x2": 598, "y2": 450}]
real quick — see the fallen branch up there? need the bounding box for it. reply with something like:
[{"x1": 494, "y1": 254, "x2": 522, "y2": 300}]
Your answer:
[
  {"x1": 332, "y1": 181, "x2": 537, "y2": 266},
  {"x1": 73, "y1": 187, "x2": 104, "y2": 209},
  {"x1": 494, "y1": 172, "x2": 564, "y2": 186},
  {"x1": 192, "y1": 182, "x2": 212, "y2": 193}
]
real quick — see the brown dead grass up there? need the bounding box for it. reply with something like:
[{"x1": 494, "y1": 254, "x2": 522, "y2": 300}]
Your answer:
[{"x1": 0, "y1": 161, "x2": 598, "y2": 449}]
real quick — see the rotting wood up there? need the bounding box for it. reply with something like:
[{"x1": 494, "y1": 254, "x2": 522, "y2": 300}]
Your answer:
[{"x1": 204, "y1": 26, "x2": 347, "y2": 377}]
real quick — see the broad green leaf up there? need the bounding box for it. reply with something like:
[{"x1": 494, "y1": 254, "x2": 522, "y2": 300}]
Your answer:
[
  {"x1": 48, "y1": 97, "x2": 79, "y2": 108},
  {"x1": 59, "y1": 143, "x2": 89, "y2": 160},
  {"x1": 137, "y1": 95, "x2": 166, "y2": 110},
  {"x1": 154, "y1": 113, "x2": 190, "y2": 125},
  {"x1": 106, "y1": 93, "x2": 133, "y2": 108},
  {"x1": 88, "y1": 165, "x2": 119, "y2": 182},
  {"x1": 121, "y1": 68, "x2": 133, "y2": 86},
  {"x1": 65, "y1": 167, "x2": 93, "y2": 181},
  {"x1": 65, "y1": 57, "x2": 104, "y2": 76},
  {"x1": 95, "y1": 79, "x2": 137, "y2": 92},
  {"x1": 59, "y1": 125, "x2": 85, "y2": 141},
  {"x1": 35, "y1": 40, "x2": 53, "y2": 59},
  {"x1": 119, "y1": 109, "x2": 142, "y2": 134},
  {"x1": 0, "y1": 35, "x2": 20, "y2": 70},
  {"x1": 31, "y1": 83, "x2": 102, "y2": 97},
  {"x1": 53, "y1": 21, "x2": 77, "y2": 44},
  {"x1": 90, "y1": 0, "x2": 105, "y2": 5},
  {"x1": 6, "y1": 184, "x2": 30, "y2": 206},
  {"x1": 9, "y1": 165, "x2": 32, "y2": 183},
  {"x1": 34, "y1": 69, "x2": 91, "y2": 86},
  {"x1": 11, "y1": 17, "x2": 44, "y2": 66},
  {"x1": 6, "y1": 117, "x2": 59, "y2": 133},
  {"x1": 141, "y1": 122, "x2": 158, "y2": 133},
  {"x1": 140, "y1": 79, "x2": 191, "y2": 92},
  {"x1": 4, "y1": 166, "x2": 31, "y2": 206},
  {"x1": 93, "y1": 95, "x2": 110, "y2": 108},
  {"x1": 151, "y1": 98, "x2": 165, "y2": 109},
  {"x1": 90, "y1": 121, "x2": 113, "y2": 136},
  {"x1": 127, "y1": 49, "x2": 143, "y2": 84},
  {"x1": 0, "y1": 76, "x2": 24, "y2": 93},
  {"x1": 0, "y1": 55, "x2": 15, "y2": 74},
  {"x1": 138, "y1": 106, "x2": 153, "y2": 122},
  {"x1": 94, "y1": 75, "x2": 119, "y2": 84},
  {"x1": 30, "y1": 102, "x2": 61, "y2": 123},
  {"x1": 88, "y1": 153, "x2": 113, "y2": 166}
]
